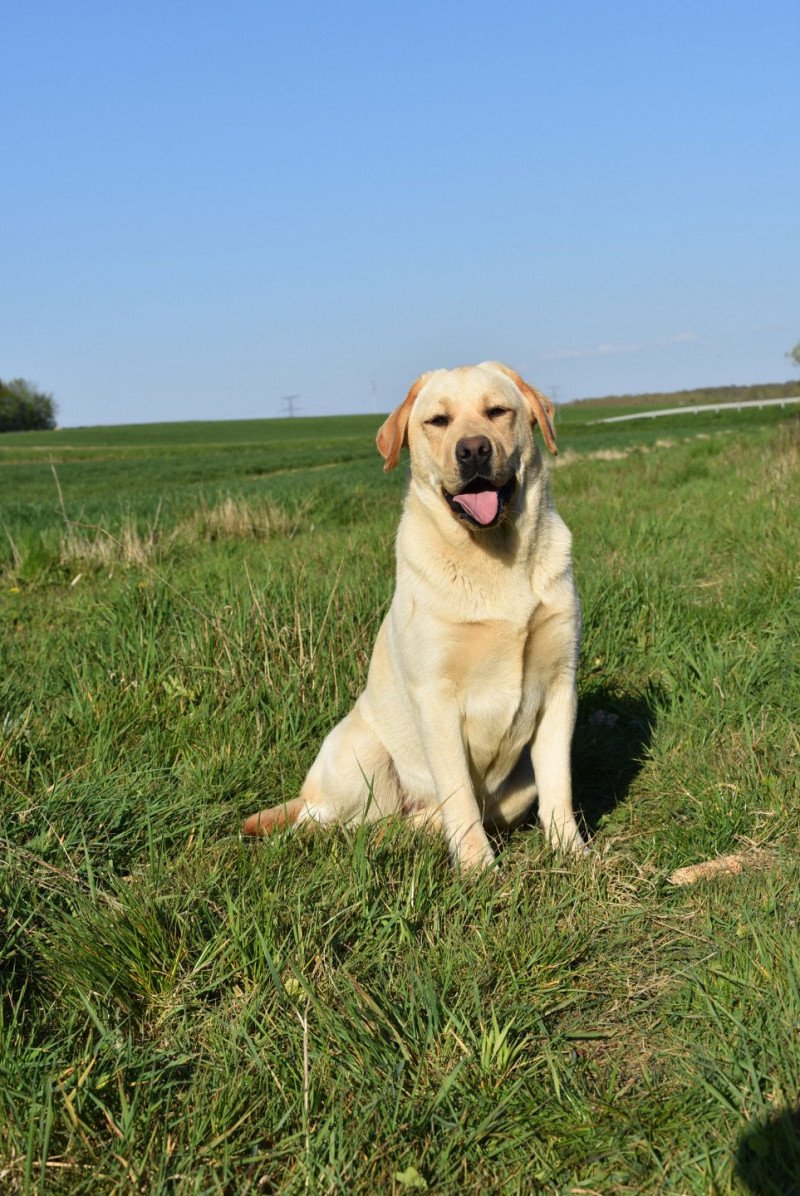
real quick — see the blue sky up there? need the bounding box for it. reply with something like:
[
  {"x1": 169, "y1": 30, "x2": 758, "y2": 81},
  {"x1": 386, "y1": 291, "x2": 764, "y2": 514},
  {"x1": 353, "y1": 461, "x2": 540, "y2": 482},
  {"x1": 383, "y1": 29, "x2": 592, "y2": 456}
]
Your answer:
[{"x1": 2, "y1": 1, "x2": 798, "y2": 425}]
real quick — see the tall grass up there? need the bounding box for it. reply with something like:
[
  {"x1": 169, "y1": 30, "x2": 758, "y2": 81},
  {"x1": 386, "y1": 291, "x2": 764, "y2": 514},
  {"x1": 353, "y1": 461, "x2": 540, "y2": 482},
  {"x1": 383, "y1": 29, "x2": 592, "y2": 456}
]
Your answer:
[{"x1": 1, "y1": 409, "x2": 798, "y2": 1192}]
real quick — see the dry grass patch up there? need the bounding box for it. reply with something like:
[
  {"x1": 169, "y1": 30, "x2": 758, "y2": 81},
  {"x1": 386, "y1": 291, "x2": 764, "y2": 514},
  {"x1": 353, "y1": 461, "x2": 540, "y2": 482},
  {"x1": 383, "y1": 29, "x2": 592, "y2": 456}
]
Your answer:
[
  {"x1": 58, "y1": 496, "x2": 306, "y2": 571},
  {"x1": 554, "y1": 430, "x2": 732, "y2": 469},
  {"x1": 60, "y1": 519, "x2": 164, "y2": 568},
  {"x1": 179, "y1": 495, "x2": 308, "y2": 542},
  {"x1": 755, "y1": 414, "x2": 800, "y2": 492}
]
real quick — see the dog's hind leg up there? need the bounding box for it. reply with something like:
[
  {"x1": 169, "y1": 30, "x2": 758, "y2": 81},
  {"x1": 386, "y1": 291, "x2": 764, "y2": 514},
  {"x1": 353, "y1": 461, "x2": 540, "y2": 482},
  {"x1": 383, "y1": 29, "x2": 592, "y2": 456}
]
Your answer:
[
  {"x1": 241, "y1": 796, "x2": 306, "y2": 837},
  {"x1": 241, "y1": 701, "x2": 401, "y2": 838},
  {"x1": 302, "y1": 704, "x2": 403, "y2": 825}
]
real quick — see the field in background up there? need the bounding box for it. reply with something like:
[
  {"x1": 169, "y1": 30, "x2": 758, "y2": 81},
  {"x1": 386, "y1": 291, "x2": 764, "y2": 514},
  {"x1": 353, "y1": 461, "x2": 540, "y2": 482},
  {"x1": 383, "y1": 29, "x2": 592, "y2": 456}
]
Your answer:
[
  {"x1": 1, "y1": 391, "x2": 797, "y2": 569},
  {"x1": 564, "y1": 378, "x2": 799, "y2": 412},
  {"x1": 1, "y1": 397, "x2": 799, "y2": 1192}
]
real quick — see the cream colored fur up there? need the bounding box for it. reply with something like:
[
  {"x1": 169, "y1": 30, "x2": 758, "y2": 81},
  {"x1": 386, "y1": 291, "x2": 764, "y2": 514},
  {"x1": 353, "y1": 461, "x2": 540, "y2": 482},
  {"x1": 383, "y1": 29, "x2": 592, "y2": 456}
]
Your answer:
[{"x1": 242, "y1": 361, "x2": 585, "y2": 870}]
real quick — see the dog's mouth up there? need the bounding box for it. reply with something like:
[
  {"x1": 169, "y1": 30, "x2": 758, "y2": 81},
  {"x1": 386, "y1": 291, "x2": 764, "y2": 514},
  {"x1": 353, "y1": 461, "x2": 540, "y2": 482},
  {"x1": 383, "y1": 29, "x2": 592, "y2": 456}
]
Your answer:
[{"x1": 442, "y1": 475, "x2": 517, "y2": 528}]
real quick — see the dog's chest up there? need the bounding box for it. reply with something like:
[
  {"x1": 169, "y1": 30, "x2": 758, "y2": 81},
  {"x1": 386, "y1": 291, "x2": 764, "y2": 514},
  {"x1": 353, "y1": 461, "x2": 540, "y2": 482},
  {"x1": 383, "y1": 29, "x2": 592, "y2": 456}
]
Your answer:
[{"x1": 446, "y1": 617, "x2": 542, "y2": 769}]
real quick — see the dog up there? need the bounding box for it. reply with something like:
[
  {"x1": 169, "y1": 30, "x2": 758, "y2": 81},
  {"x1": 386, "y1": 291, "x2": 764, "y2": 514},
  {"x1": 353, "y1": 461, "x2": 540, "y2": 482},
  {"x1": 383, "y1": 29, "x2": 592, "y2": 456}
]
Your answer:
[{"x1": 242, "y1": 361, "x2": 585, "y2": 870}]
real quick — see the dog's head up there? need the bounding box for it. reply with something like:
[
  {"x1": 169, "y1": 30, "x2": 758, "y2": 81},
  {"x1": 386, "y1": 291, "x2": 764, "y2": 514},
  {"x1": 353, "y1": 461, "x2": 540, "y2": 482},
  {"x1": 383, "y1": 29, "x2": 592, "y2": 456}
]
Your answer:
[{"x1": 376, "y1": 362, "x2": 557, "y2": 530}]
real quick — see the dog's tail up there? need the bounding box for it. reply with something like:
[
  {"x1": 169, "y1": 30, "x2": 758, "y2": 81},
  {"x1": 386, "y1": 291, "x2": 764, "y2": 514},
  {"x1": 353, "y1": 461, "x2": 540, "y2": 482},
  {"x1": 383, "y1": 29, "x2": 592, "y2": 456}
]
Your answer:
[{"x1": 241, "y1": 797, "x2": 305, "y2": 837}]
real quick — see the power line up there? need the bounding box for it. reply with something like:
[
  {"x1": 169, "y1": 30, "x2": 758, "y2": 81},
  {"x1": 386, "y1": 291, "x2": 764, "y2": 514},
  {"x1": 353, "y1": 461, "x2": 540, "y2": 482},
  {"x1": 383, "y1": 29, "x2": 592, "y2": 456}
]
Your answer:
[{"x1": 278, "y1": 393, "x2": 302, "y2": 418}]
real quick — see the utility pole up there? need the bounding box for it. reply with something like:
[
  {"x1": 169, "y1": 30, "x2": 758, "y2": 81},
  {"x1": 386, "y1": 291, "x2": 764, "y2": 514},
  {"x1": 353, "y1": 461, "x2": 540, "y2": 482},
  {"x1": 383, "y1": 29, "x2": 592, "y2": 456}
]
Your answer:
[
  {"x1": 370, "y1": 378, "x2": 378, "y2": 414},
  {"x1": 278, "y1": 394, "x2": 301, "y2": 418}
]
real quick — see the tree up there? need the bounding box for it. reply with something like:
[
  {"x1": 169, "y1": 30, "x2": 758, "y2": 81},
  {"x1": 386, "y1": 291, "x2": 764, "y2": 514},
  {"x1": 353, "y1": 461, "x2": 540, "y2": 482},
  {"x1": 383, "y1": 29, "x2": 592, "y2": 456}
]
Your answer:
[
  {"x1": 787, "y1": 341, "x2": 800, "y2": 369},
  {"x1": 0, "y1": 378, "x2": 57, "y2": 432}
]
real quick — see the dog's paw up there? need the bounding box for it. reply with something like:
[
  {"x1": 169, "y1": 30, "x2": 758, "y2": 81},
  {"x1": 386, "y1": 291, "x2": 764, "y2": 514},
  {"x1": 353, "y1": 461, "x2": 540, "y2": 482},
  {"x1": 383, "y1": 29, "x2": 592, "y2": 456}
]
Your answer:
[{"x1": 453, "y1": 826, "x2": 496, "y2": 872}]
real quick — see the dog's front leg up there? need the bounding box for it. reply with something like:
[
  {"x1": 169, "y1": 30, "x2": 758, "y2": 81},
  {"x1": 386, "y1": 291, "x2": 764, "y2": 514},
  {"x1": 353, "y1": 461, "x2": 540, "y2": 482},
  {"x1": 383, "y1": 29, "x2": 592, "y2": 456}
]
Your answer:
[
  {"x1": 530, "y1": 681, "x2": 585, "y2": 853},
  {"x1": 414, "y1": 684, "x2": 495, "y2": 871}
]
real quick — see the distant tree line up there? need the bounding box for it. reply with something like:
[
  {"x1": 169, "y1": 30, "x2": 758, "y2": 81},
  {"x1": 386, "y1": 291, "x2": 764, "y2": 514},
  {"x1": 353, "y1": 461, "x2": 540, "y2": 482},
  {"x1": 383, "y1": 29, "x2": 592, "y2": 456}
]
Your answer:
[{"x1": 0, "y1": 378, "x2": 57, "y2": 432}]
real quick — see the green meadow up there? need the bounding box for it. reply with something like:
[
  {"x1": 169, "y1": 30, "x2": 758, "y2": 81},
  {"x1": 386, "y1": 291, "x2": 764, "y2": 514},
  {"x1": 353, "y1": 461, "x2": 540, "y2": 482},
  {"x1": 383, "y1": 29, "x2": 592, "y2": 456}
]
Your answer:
[{"x1": 1, "y1": 398, "x2": 798, "y2": 1193}]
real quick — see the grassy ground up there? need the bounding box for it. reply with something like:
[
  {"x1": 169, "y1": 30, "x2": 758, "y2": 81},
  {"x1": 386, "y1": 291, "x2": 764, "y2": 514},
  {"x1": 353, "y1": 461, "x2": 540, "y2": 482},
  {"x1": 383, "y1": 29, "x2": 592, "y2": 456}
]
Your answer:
[{"x1": 1, "y1": 401, "x2": 799, "y2": 1193}]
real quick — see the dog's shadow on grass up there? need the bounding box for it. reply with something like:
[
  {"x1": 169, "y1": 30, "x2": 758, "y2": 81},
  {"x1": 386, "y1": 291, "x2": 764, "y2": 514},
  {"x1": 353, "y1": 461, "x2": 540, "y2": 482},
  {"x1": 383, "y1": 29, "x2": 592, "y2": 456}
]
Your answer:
[
  {"x1": 570, "y1": 685, "x2": 660, "y2": 836},
  {"x1": 734, "y1": 1105, "x2": 800, "y2": 1195}
]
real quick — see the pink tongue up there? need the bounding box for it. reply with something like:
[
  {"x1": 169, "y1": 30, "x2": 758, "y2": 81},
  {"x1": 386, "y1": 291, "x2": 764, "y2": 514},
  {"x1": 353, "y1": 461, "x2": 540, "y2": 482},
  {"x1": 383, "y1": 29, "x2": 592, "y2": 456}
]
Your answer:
[{"x1": 452, "y1": 489, "x2": 499, "y2": 525}]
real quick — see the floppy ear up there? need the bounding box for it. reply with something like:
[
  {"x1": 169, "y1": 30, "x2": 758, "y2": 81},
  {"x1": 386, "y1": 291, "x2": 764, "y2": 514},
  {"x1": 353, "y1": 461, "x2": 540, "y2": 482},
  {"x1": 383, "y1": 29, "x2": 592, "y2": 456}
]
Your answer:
[
  {"x1": 484, "y1": 362, "x2": 558, "y2": 455},
  {"x1": 376, "y1": 373, "x2": 431, "y2": 471}
]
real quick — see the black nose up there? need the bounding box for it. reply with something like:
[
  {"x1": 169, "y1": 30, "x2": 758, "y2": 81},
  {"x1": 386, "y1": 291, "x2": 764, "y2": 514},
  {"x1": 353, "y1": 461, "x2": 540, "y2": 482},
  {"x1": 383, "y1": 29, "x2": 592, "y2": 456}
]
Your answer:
[{"x1": 455, "y1": 436, "x2": 492, "y2": 473}]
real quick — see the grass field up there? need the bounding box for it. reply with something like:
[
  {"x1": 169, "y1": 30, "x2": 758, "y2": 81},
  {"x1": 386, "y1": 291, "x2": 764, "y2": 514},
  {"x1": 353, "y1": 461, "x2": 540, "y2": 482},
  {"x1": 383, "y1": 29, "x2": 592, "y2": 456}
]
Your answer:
[{"x1": 1, "y1": 397, "x2": 799, "y2": 1193}]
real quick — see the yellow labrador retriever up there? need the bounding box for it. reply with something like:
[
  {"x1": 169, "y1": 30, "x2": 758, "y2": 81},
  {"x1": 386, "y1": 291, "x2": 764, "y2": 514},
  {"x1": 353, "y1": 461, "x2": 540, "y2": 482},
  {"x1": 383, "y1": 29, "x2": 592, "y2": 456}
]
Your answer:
[{"x1": 243, "y1": 361, "x2": 585, "y2": 869}]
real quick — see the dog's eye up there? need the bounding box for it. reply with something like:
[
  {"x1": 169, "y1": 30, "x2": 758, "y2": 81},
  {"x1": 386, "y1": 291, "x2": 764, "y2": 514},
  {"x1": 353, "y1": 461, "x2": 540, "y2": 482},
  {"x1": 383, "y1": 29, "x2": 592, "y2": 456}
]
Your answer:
[
  {"x1": 426, "y1": 414, "x2": 451, "y2": 428},
  {"x1": 486, "y1": 406, "x2": 511, "y2": 420}
]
